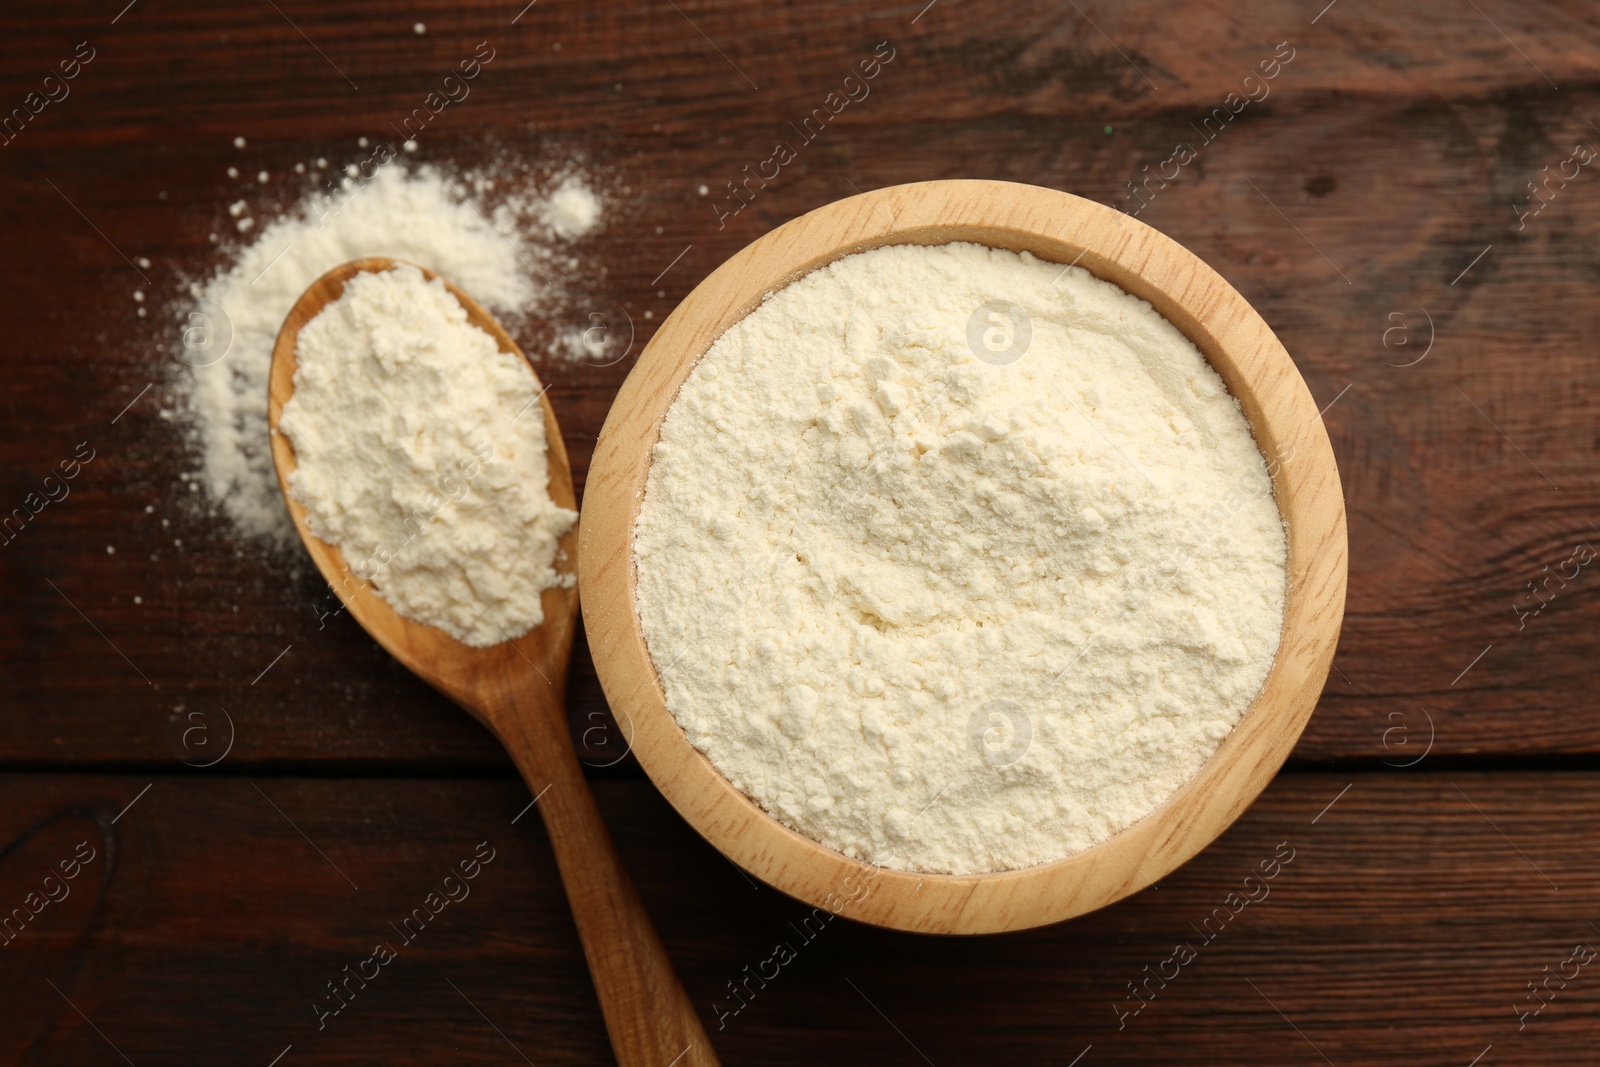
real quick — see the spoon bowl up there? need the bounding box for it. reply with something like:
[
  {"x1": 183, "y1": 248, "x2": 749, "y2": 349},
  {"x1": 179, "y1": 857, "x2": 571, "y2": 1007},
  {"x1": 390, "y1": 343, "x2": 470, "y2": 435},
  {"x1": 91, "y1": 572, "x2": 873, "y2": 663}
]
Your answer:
[
  {"x1": 269, "y1": 257, "x2": 718, "y2": 1067},
  {"x1": 268, "y1": 257, "x2": 580, "y2": 722}
]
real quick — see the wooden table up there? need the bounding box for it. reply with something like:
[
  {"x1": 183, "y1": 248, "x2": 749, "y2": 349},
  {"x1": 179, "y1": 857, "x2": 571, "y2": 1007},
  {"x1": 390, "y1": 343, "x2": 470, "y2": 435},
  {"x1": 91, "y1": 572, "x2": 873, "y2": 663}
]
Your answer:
[{"x1": 3, "y1": 0, "x2": 1597, "y2": 1062}]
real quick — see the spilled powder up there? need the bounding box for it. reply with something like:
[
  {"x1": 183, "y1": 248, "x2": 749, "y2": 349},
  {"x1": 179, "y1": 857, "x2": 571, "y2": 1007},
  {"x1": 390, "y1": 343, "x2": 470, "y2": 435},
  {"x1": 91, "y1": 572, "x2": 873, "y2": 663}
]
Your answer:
[
  {"x1": 545, "y1": 177, "x2": 603, "y2": 240},
  {"x1": 176, "y1": 162, "x2": 602, "y2": 548}
]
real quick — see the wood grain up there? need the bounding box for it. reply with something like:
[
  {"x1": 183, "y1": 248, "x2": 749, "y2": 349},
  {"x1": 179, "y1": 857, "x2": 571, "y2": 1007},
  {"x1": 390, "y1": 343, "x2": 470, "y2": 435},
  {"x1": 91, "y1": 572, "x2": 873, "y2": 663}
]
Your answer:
[
  {"x1": 2, "y1": 1, "x2": 1597, "y2": 767},
  {"x1": 581, "y1": 179, "x2": 1347, "y2": 932},
  {"x1": 0, "y1": 0, "x2": 1598, "y2": 1057},
  {"x1": 266, "y1": 258, "x2": 717, "y2": 1066},
  {"x1": 2, "y1": 771, "x2": 1596, "y2": 1066}
]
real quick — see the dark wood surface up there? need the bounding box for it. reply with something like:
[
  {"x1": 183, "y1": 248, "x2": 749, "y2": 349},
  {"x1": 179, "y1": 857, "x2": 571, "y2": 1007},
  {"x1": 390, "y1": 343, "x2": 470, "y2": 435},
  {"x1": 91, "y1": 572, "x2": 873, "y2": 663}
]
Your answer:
[
  {"x1": 4, "y1": 772, "x2": 1599, "y2": 1065},
  {"x1": 2, "y1": 0, "x2": 1598, "y2": 1061}
]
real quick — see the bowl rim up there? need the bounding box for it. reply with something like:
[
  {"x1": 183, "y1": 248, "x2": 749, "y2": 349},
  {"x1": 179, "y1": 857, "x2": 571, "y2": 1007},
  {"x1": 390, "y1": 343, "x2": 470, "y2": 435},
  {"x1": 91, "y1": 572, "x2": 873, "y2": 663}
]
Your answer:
[{"x1": 579, "y1": 179, "x2": 1347, "y2": 935}]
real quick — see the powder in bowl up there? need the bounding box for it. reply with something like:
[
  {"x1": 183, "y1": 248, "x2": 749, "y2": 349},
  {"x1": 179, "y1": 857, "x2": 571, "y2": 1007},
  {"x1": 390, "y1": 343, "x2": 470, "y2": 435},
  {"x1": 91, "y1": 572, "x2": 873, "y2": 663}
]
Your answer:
[
  {"x1": 632, "y1": 241, "x2": 1287, "y2": 875},
  {"x1": 280, "y1": 264, "x2": 577, "y2": 647}
]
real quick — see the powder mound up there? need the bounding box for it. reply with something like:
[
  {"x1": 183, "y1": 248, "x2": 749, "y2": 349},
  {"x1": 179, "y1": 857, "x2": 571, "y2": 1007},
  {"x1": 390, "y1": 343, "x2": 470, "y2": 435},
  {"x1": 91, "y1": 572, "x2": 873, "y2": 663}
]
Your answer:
[
  {"x1": 280, "y1": 265, "x2": 576, "y2": 647},
  {"x1": 177, "y1": 162, "x2": 601, "y2": 547},
  {"x1": 633, "y1": 242, "x2": 1288, "y2": 875}
]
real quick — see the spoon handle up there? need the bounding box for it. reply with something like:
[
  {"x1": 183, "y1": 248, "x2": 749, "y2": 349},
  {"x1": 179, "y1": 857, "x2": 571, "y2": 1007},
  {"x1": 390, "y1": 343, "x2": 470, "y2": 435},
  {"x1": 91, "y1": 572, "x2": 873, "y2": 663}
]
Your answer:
[{"x1": 494, "y1": 704, "x2": 721, "y2": 1067}]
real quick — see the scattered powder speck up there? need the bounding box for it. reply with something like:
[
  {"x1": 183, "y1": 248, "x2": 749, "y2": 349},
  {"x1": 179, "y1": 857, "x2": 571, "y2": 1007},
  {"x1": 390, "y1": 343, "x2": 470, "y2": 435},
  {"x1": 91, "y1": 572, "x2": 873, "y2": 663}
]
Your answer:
[{"x1": 545, "y1": 177, "x2": 602, "y2": 240}]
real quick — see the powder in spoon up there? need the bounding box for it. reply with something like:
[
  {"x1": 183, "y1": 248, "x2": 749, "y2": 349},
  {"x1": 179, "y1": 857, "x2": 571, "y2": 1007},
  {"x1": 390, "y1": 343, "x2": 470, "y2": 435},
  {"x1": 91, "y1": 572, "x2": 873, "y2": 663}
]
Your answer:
[
  {"x1": 633, "y1": 242, "x2": 1287, "y2": 875},
  {"x1": 176, "y1": 162, "x2": 603, "y2": 551},
  {"x1": 279, "y1": 264, "x2": 576, "y2": 647}
]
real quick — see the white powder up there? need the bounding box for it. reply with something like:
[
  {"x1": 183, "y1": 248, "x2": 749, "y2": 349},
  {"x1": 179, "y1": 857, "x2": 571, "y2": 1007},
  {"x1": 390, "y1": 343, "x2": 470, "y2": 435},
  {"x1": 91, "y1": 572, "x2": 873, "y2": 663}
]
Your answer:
[
  {"x1": 633, "y1": 242, "x2": 1287, "y2": 875},
  {"x1": 545, "y1": 177, "x2": 603, "y2": 240},
  {"x1": 177, "y1": 162, "x2": 601, "y2": 547},
  {"x1": 280, "y1": 265, "x2": 577, "y2": 647}
]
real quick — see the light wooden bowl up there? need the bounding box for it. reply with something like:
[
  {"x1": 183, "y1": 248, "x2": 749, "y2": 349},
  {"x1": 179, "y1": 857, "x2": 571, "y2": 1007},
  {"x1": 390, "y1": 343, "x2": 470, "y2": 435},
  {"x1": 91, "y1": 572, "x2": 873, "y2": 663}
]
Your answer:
[{"x1": 580, "y1": 180, "x2": 1347, "y2": 935}]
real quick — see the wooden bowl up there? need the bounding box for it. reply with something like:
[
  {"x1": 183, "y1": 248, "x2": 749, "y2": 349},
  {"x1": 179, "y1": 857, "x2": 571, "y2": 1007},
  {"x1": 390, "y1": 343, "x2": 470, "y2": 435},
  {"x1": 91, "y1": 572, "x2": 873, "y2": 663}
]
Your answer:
[{"x1": 580, "y1": 180, "x2": 1347, "y2": 934}]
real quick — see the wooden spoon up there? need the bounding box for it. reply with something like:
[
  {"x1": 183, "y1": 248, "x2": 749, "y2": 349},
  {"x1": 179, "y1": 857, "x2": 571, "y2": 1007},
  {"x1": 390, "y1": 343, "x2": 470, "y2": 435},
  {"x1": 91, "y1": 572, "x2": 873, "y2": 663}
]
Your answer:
[{"x1": 267, "y1": 257, "x2": 718, "y2": 1067}]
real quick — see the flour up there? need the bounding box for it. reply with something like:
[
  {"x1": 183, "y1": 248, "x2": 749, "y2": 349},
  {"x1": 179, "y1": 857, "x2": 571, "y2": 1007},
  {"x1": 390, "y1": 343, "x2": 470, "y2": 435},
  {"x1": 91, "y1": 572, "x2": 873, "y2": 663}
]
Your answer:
[
  {"x1": 280, "y1": 265, "x2": 576, "y2": 647},
  {"x1": 545, "y1": 177, "x2": 603, "y2": 240},
  {"x1": 633, "y1": 242, "x2": 1287, "y2": 875},
  {"x1": 176, "y1": 162, "x2": 602, "y2": 548}
]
